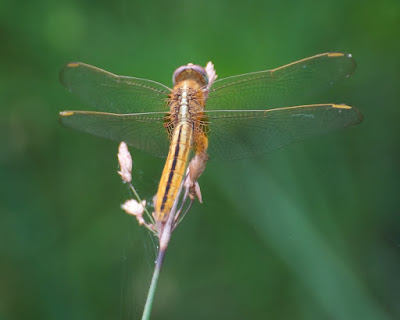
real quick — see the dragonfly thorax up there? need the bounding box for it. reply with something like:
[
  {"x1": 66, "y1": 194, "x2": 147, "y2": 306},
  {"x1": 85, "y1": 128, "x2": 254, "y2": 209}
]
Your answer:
[
  {"x1": 169, "y1": 83, "x2": 206, "y2": 123},
  {"x1": 178, "y1": 90, "x2": 189, "y2": 119}
]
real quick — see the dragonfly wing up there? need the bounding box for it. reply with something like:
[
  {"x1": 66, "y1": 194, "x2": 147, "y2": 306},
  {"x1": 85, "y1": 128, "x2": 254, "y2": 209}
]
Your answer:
[
  {"x1": 207, "y1": 53, "x2": 356, "y2": 110},
  {"x1": 205, "y1": 104, "x2": 363, "y2": 160},
  {"x1": 61, "y1": 62, "x2": 171, "y2": 113},
  {"x1": 60, "y1": 111, "x2": 170, "y2": 157}
]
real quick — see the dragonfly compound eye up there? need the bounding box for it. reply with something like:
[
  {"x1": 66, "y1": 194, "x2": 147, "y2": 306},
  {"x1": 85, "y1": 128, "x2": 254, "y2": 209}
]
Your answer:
[{"x1": 172, "y1": 63, "x2": 209, "y2": 86}]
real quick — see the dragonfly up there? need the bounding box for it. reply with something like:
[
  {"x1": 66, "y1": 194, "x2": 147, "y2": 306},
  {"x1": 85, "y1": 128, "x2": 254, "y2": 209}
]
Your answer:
[{"x1": 60, "y1": 52, "x2": 363, "y2": 227}]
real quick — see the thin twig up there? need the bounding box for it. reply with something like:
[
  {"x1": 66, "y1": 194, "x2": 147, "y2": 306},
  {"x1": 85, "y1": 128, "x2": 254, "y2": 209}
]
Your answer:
[
  {"x1": 140, "y1": 248, "x2": 165, "y2": 320},
  {"x1": 140, "y1": 179, "x2": 185, "y2": 319},
  {"x1": 129, "y1": 183, "x2": 155, "y2": 225},
  {"x1": 173, "y1": 199, "x2": 194, "y2": 231}
]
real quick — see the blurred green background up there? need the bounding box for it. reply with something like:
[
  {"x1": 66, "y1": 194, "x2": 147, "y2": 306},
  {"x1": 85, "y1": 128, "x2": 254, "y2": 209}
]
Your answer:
[{"x1": 1, "y1": 0, "x2": 400, "y2": 319}]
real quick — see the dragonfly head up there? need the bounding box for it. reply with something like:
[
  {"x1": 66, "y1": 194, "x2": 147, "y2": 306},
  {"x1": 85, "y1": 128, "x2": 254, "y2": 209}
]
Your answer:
[{"x1": 173, "y1": 63, "x2": 208, "y2": 87}]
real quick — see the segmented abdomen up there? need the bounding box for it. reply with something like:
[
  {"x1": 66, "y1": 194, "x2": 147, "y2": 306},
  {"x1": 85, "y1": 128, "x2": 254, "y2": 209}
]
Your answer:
[{"x1": 154, "y1": 121, "x2": 193, "y2": 222}]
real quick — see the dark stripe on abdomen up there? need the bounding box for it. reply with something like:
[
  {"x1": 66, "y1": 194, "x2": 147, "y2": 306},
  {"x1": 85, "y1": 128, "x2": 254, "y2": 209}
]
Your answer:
[{"x1": 160, "y1": 126, "x2": 182, "y2": 211}]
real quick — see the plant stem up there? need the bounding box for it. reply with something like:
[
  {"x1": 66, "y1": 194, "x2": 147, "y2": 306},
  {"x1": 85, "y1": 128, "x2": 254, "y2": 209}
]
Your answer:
[
  {"x1": 140, "y1": 178, "x2": 183, "y2": 319},
  {"x1": 129, "y1": 183, "x2": 154, "y2": 224},
  {"x1": 141, "y1": 247, "x2": 167, "y2": 320},
  {"x1": 141, "y1": 202, "x2": 174, "y2": 319}
]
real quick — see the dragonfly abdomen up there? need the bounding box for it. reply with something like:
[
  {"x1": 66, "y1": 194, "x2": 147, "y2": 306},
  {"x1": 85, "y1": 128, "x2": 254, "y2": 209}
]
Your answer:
[{"x1": 155, "y1": 121, "x2": 193, "y2": 223}]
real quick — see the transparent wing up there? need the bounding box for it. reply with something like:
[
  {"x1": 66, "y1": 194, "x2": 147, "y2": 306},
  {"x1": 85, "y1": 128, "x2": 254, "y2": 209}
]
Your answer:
[
  {"x1": 60, "y1": 111, "x2": 170, "y2": 157},
  {"x1": 206, "y1": 53, "x2": 356, "y2": 110},
  {"x1": 60, "y1": 62, "x2": 171, "y2": 113},
  {"x1": 204, "y1": 104, "x2": 363, "y2": 160}
]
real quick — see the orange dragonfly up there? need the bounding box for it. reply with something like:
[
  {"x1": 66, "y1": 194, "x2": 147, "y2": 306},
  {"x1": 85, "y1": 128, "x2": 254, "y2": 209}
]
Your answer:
[{"x1": 60, "y1": 52, "x2": 363, "y2": 227}]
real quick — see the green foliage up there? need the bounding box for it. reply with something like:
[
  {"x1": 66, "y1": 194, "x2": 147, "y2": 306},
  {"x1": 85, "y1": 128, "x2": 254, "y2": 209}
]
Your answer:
[{"x1": 1, "y1": 0, "x2": 400, "y2": 319}]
